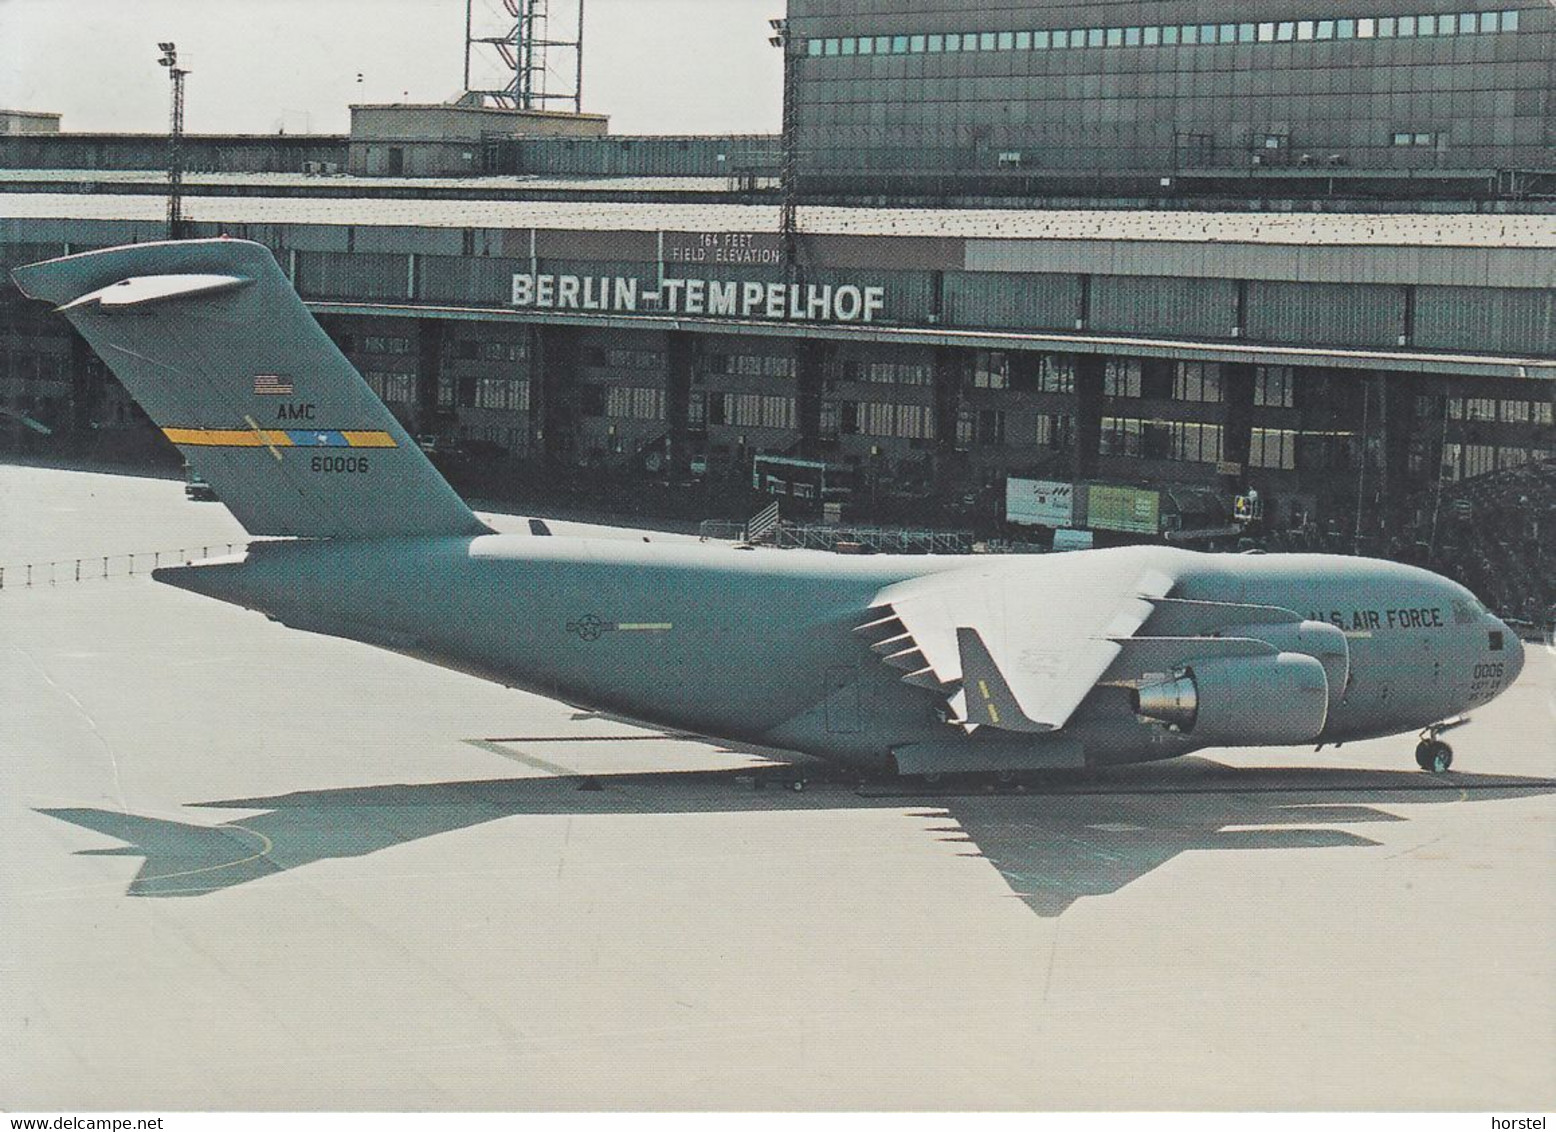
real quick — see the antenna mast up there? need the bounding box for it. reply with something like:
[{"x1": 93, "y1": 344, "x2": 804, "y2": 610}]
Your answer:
[{"x1": 463, "y1": 0, "x2": 585, "y2": 112}]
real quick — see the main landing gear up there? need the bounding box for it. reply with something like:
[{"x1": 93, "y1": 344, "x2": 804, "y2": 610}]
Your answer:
[{"x1": 1415, "y1": 716, "x2": 1467, "y2": 773}]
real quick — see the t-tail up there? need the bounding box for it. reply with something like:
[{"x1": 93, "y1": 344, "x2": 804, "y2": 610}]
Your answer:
[{"x1": 11, "y1": 238, "x2": 490, "y2": 540}]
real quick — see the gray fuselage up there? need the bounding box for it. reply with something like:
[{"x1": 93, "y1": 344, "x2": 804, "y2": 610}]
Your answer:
[{"x1": 158, "y1": 538, "x2": 1524, "y2": 771}]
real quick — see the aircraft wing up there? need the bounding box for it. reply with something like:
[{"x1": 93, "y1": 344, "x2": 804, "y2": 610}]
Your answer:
[{"x1": 858, "y1": 556, "x2": 1177, "y2": 732}]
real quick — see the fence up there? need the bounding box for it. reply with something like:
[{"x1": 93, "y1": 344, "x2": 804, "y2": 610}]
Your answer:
[
  {"x1": 774, "y1": 525, "x2": 973, "y2": 554},
  {"x1": 0, "y1": 543, "x2": 240, "y2": 591}
]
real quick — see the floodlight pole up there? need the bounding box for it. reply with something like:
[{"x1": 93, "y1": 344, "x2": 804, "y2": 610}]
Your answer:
[
  {"x1": 769, "y1": 18, "x2": 801, "y2": 280},
  {"x1": 159, "y1": 43, "x2": 189, "y2": 240}
]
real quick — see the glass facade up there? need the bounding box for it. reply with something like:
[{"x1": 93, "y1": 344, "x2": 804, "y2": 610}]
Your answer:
[{"x1": 790, "y1": 0, "x2": 1552, "y2": 174}]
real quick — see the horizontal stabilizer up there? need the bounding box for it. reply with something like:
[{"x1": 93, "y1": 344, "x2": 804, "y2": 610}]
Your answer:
[{"x1": 58, "y1": 272, "x2": 250, "y2": 311}]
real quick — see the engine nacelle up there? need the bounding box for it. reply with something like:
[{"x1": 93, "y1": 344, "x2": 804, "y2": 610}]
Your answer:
[
  {"x1": 1132, "y1": 652, "x2": 1330, "y2": 745},
  {"x1": 1222, "y1": 620, "x2": 1350, "y2": 714}
]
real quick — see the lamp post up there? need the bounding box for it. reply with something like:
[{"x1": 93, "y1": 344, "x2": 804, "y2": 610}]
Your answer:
[
  {"x1": 157, "y1": 42, "x2": 189, "y2": 240},
  {"x1": 768, "y1": 18, "x2": 800, "y2": 279}
]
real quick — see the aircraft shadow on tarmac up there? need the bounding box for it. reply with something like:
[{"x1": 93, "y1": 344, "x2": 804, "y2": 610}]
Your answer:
[{"x1": 38, "y1": 758, "x2": 1556, "y2": 915}]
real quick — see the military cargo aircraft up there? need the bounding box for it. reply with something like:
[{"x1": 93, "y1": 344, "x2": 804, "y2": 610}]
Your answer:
[{"x1": 12, "y1": 240, "x2": 1526, "y2": 781}]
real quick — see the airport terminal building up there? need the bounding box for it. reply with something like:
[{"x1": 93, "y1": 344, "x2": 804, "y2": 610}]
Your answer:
[
  {"x1": 787, "y1": 0, "x2": 1555, "y2": 188},
  {"x1": 4, "y1": 194, "x2": 1551, "y2": 536},
  {"x1": 0, "y1": 0, "x2": 1552, "y2": 589}
]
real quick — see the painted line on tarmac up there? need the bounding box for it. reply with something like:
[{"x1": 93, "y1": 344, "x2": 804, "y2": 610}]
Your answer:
[
  {"x1": 482, "y1": 734, "x2": 703, "y2": 743},
  {"x1": 464, "y1": 738, "x2": 579, "y2": 778}
]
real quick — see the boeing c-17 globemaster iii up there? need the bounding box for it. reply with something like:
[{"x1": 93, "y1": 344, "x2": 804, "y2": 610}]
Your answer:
[{"x1": 12, "y1": 240, "x2": 1526, "y2": 781}]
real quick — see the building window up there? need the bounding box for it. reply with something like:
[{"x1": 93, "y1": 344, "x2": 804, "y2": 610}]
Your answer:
[
  {"x1": 722, "y1": 392, "x2": 795, "y2": 430},
  {"x1": 1037, "y1": 354, "x2": 1075, "y2": 394},
  {"x1": 1254, "y1": 365, "x2": 1294, "y2": 408},
  {"x1": 1105, "y1": 358, "x2": 1143, "y2": 398},
  {"x1": 475, "y1": 377, "x2": 530, "y2": 412},
  {"x1": 364, "y1": 370, "x2": 416, "y2": 404},
  {"x1": 1035, "y1": 413, "x2": 1073, "y2": 449},
  {"x1": 1167, "y1": 421, "x2": 1224, "y2": 463},
  {"x1": 1250, "y1": 428, "x2": 1298, "y2": 469},
  {"x1": 811, "y1": 9, "x2": 1524, "y2": 66},
  {"x1": 710, "y1": 352, "x2": 796, "y2": 378},
  {"x1": 605, "y1": 386, "x2": 664, "y2": 421},
  {"x1": 859, "y1": 401, "x2": 935, "y2": 439},
  {"x1": 475, "y1": 340, "x2": 528, "y2": 362},
  {"x1": 1462, "y1": 444, "x2": 1496, "y2": 477},
  {"x1": 1101, "y1": 416, "x2": 1142, "y2": 456},
  {"x1": 817, "y1": 399, "x2": 837, "y2": 437},
  {"x1": 973, "y1": 351, "x2": 1011, "y2": 390},
  {"x1": 1463, "y1": 397, "x2": 1497, "y2": 421},
  {"x1": 1174, "y1": 361, "x2": 1223, "y2": 403}
]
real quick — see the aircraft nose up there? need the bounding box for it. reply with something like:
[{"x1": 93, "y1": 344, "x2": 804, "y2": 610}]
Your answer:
[{"x1": 1500, "y1": 620, "x2": 1526, "y2": 685}]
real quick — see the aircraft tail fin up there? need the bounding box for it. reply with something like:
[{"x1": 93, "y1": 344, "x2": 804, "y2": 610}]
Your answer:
[{"x1": 11, "y1": 239, "x2": 490, "y2": 540}]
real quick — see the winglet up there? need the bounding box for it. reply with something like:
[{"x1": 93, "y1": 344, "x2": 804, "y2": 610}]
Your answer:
[{"x1": 956, "y1": 626, "x2": 1056, "y2": 733}]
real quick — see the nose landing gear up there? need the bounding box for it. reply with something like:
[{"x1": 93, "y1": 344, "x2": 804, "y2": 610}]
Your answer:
[
  {"x1": 1415, "y1": 738, "x2": 1453, "y2": 772},
  {"x1": 1415, "y1": 716, "x2": 1467, "y2": 772}
]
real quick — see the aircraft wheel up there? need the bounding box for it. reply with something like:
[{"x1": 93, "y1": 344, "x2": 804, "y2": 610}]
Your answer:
[{"x1": 1415, "y1": 740, "x2": 1453, "y2": 773}]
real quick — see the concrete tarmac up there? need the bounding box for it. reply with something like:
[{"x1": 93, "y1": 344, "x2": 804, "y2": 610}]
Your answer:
[{"x1": 2, "y1": 465, "x2": 1552, "y2": 1111}]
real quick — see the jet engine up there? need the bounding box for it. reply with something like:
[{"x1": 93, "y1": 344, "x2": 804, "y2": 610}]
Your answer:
[
  {"x1": 1220, "y1": 620, "x2": 1350, "y2": 714},
  {"x1": 1132, "y1": 652, "x2": 1330, "y2": 745}
]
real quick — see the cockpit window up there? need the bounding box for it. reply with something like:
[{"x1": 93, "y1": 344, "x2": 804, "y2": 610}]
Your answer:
[
  {"x1": 1453, "y1": 597, "x2": 1491, "y2": 624},
  {"x1": 1489, "y1": 630, "x2": 1504, "y2": 652}
]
